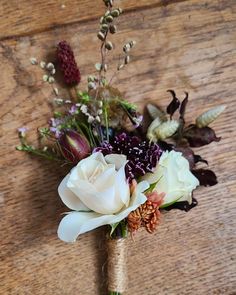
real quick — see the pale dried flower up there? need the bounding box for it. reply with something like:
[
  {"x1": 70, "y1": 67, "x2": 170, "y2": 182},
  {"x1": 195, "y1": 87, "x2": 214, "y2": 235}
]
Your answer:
[{"x1": 30, "y1": 57, "x2": 38, "y2": 65}]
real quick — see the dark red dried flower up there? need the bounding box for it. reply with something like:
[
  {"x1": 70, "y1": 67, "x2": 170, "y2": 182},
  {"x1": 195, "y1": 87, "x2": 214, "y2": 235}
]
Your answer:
[{"x1": 57, "y1": 41, "x2": 81, "y2": 86}]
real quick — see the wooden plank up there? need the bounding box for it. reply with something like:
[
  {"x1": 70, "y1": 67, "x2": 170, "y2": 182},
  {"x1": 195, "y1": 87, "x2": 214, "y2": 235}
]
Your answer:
[
  {"x1": 0, "y1": 0, "x2": 236, "y2": 294},
  {"x1": 0, "y1": 0, "x2": 186, "y2": 41}
]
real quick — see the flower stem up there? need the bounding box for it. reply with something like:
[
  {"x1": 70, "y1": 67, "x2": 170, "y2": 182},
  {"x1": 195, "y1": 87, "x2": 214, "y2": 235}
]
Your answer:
[{"x1": 108, "y1": 292, "x2": 122, "y2": 295}]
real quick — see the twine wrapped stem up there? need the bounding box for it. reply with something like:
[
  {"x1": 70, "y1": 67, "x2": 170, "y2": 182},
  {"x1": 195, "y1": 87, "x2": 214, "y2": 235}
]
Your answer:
[{"x1": 107, "y1": 222, "x2": 128, "y2": 295}]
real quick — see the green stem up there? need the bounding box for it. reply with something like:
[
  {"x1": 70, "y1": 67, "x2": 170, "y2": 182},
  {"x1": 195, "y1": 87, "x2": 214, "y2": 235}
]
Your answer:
[
  {"x1": 16, "y1": 145, "x2": 63, "y2": 162},
  {"x1": 108, "y1": 292, "x2": 122, "y2": 295}
]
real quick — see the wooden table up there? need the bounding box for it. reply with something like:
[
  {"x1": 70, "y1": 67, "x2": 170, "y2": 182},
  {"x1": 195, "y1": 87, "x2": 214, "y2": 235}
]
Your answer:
[{"x1": 1, "y1": 0, "x2": 236, "y2": 294}]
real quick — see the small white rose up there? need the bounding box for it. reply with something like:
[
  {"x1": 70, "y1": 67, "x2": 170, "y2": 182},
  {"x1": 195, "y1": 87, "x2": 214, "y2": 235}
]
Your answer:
[
  {"x1": 57, "y1": 152, "x2": 149, "y2": 242},
  {"x1": 142, "y1": 150, "x2": 199, "y2": 206}
]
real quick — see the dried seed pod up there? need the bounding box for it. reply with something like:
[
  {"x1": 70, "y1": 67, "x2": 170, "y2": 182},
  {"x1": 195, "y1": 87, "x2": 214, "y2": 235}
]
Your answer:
[
  {"x1": 196, "y1": 105, "x2": 226, "y2": 128},
  {"x1": 105, "y1": 10, "x2": 110, "y2": 17},
  {"x1": 53, "y1": 87, "x2": 59, "y2": 96},
  {"x1": 43, "y1": 74, "x2": 49, "y2": 82},
  {"x1": 106, "y1": 15, "x2": 113, "y2": 23},
  {"x1": 103, "y1": 0, "x2": 113, "y2": 7},
  {"x1": 88, "y1": 82, "x2": 96, "y2": 89},
  {"x1": 97, "y1": 32, "x2": 105, "y2": 41},
  {"x1": 155, "y1": 120, "x2": 180, "y2": 140},
  {"x1": 147, "y1": 117, "x2": 162, "y2": 141},
  {"x1": 100, "y1": 16, "x2": 105, "y2": 24},
  {"x1": 48, "y1": 76, "x2": 55, "y2": 83},
  {"x1": 109, "y1": 24, "x2": 117, "y2": 34},
  {"x1": 123, "y1": 44, "x2": 131, "y2": 53},
  {"x1": 111, "y1": 9, "x2": 120, "y2": 17},
  {"x1": 51, "y1": 68, "x2": 56, "y2": 75},
  {"x1": 30, "y1": 57, "x2": 38, "y2": 65},
  {"x1": 46, "y1": 62, "x2": 54, "y2": 70},
  {"x1": 40, "y1": 61, "x2": 46, "y2": 69},
  {"x1": 101, "y1": 24, "x2": 109, "y2": 31},
  {"x1": 117, "y1": 64, "x2": 124, "y2": 70},
  {"x1": 146, "y1": 103, "x2": 167, "y2": 121},
  {"x1": 129, "y1": 40, "x2": 136, "y2": 48},
  {"x1": 124, "y1": 55, "x2": 130, "y2": 64},
  {"x1": 105, "y1": 41, "x2": 113, "y2": 50},
  {"x1": 95, "y1": 63, "x2": 102, "y2": 71}
]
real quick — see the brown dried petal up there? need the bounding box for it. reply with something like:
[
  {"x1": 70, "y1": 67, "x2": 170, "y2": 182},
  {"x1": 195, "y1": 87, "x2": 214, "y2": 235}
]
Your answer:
[
  {"x1": 179, "y1": 92, "x2": 189, "y2": 120},
  {"x1": 166, "y1": 89, "x2": 180, "y2": 118},
  {"x1": 192, "y1": 169, "x2": 218, "y2": 186},
  {"x1": 184, "y1": 125, "x2": 221, "y2": 147}
]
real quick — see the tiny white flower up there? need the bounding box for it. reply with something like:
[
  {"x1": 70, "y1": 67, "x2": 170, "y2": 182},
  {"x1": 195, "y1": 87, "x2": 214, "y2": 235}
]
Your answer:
[{"x1": 80, "y1": 105, "x2": 88, "y2": 114}]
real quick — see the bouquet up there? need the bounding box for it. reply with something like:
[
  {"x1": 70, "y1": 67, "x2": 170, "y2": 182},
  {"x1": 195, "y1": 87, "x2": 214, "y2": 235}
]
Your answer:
[{"x1": 17, "y1": 1, "x2": 225, "y2": 294}]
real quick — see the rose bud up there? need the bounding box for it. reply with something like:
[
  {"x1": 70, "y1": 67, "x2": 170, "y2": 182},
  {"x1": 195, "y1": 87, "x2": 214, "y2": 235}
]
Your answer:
[{"x1": 59, "y1": 130, "x2": 91, "y2": 163}]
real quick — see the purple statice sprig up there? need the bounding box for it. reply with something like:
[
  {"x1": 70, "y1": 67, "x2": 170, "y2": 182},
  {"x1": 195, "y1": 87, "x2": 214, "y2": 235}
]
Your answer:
[{"x1": 95, "y1": 132, "x2": 162, "y2": 182}]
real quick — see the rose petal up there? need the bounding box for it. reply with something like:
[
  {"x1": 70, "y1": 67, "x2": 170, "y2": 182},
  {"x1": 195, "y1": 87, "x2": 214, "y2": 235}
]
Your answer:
[
  {"x1": 68, "y1": 178, "x2": 124, "y2": 214},
  {"x1": 115, "y1": 164, "x2": 130, "y2": 207},
  {"x1": 58, "y1": 181, "x2": 149, "y2": 242},
  {"x1": 58, "y1": 212, "x2": 113, "y2": 242},
  {"x1": 105, "y1": 154, "x2": 127, "y2": 170},
  {"x1": 58, "y1": 174, "x2": 90, "y2": 211}
]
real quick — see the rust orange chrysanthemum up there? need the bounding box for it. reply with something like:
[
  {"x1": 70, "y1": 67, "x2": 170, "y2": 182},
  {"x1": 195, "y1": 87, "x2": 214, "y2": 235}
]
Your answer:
[{"x1": 127, "y1": 191, "x2": 165, "y2": 234}]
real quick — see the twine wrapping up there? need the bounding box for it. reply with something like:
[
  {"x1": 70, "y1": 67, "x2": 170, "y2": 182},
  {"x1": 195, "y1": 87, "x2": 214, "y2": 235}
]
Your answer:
[{"x1": 107, "y1": 238, "x2": 128, "y2": 294}]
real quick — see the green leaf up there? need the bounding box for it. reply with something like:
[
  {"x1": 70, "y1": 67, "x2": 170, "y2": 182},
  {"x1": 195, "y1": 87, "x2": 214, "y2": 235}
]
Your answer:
[
  {"x1": 16, "y1": 145, "x2": 24, "y2": 151},
  {"x1": 119, "y1": 99, "x2": 137, "y2": 111},
  {"x1": 145, "y1": 176, "x2": 163, "y2": 193},
  {"x1": 110, "y1": 222, "x2": 120, "y2": 236},
  {"x1": 54, "y1": 111, "x2": 62, "y2": 118}
]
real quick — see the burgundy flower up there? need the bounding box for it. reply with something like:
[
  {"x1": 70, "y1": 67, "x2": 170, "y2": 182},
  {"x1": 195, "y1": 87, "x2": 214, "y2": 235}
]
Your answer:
[
  {"x1": 57, "y1": 41, "x2": 81, "y2": 86},
  {"x1": 95, "y1": 133, "x2": 162, "y2": 182},
  {"x1": 59, "y1": 130, "x2": 90, "y2": 163}
]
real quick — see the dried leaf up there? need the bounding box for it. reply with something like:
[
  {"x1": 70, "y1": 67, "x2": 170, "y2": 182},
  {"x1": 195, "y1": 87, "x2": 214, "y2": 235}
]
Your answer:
[
  {"x1": 184, "y1": 125, "x2": 221, "y2": 147},
  {"x1": 166, "y1": 90, "x2": 180, "y2": 118},
  {"x1": 146, "y1": 104, "x2": 167, "y2": 121},
  {"x1": 158, "y1": 141, "x2": 174, "y2": 151},
  {"x1": 196, "y1": 105, "x2": 226, "y2": 128},
  {"x1": 179, "y1": 92, "x2": 189, "y2": 120},
  {"x1": 163, "y1": 197, "x2": 198, "y2": 212},
  {"x1": 194, "y1": 155, "x2": 208, "y2": 165},
  {"x1": 174, "y1": 146, "x2": 195, "y2": 169},
  {"x1": 192, "y1": 169, "x2": 218, "y2": 186}
]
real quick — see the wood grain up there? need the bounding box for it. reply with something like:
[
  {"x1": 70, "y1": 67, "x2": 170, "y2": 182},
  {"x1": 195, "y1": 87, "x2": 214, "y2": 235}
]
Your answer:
[
  {"x1": 0, "y1": 0, "x2": 186, "y2": 41},
  {"x1": 0, "y1": 0, "x2": 236, "y2": 294}
]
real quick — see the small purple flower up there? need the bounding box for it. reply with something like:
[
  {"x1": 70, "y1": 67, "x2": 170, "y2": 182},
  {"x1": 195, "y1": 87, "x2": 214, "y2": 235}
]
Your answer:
[
  {"x1": 68, "y1": 105, "x2": 78, "y2": 115},
  {"x1": 49, "y1": 117, "x2": 63, "y2": 128},
  {"x1": 18, "y1": 127, "x2": 28, "y2": 137},
  {"x1": 49, "y1": 127, "x2": 62, "y2": 139}
]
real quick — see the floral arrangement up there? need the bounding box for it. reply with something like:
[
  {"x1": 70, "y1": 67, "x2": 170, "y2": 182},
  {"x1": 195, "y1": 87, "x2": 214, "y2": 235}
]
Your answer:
[{"x1": 17, "y1": 1, "x2": 225, "y2": 294}]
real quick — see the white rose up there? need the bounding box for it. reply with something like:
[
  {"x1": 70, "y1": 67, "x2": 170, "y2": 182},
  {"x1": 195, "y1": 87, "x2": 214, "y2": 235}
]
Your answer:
[
  {"x1": 58, "y1": 152, "x2": 149, "y2": 242},
  {"x1": 142, "y1": 150, "x2": 199, "y2": 206}
]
